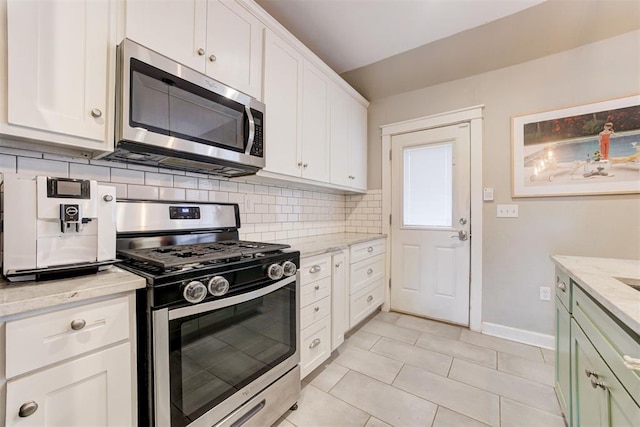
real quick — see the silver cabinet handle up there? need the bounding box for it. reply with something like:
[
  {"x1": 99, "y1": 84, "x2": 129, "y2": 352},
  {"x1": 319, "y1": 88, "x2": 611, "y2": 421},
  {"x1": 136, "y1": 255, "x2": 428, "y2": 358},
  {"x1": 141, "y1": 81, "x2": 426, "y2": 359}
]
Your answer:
[
  {"x1": 557, "y1": 281, "x2": 567, "y2": 292},
  {"x1": 623, "y1": 355, "x2": 640, "y2": 371},
  {"x1": 367, "y1": 268, "x2": 374, "y2": 275},
  {"x1": 367, "y1": 295, "x2": 373, "y2": 302},
  {"x1": 71, "y1": 319, "x2": 86, "y2": 331},
  {"x1": 90, "y1": 108, "x2": 102, "y2": 118},
  {"x1": 590, "y1": 377, "x2": 606, "y2": 390},
  {"x1": 18, "y1": 401, "x2": 38, "y2": 418},
  {"x1": 309, "y1": 338, "x2": 321, "y2": 349},
  {"x1": 314, "y1": 306, "x2": 320, "y2": 312},
  {"x1": 585, "y1": 368, "x2": 599, "y2": 378},
  {"x1": 309, "y1": 265, "x2": 321, "y2": 274},
  {"x1": 209, "y1": 54, "x2": 216, "y2": 62},
  {"x1": 335, "y1": 262, "x2": 342, "y2": 268},
  {"x1": 314, "y1": 285, "x2": 320, "y2": 290},
  {"x1": 197, "y1": 48, "x2": 205, "y2": 56},
  {"x1": 367, "y1": 247, "x2": 373, "y2": 253}
]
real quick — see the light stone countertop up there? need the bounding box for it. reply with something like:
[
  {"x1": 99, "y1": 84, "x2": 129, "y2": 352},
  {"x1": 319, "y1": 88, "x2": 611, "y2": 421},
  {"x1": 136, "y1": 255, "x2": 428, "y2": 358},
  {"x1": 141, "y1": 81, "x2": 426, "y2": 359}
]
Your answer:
[
  {"x1": 0, "y1": 266, "x2": 146, "y2": 318},
  {"x1": 272, "y1": 232, "x2": 386, "y2": 258},
  {"x1": 551, "y1": 255, "x2": 640, "y2": 333}
]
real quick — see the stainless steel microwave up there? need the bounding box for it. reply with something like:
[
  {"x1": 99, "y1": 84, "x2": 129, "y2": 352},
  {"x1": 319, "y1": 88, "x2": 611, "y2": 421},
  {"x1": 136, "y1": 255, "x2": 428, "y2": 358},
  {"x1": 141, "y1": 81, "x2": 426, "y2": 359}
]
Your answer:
[{"x1": 105, "y1": 39, "x2": 265, "y2": 177}]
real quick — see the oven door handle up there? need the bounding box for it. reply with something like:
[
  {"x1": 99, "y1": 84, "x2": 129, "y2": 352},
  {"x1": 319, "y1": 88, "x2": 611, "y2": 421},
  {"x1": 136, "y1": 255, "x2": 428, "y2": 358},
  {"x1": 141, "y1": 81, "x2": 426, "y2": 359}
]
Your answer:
[{"x1": 168, "y1": 275, "x2": 296, "y2": 320}]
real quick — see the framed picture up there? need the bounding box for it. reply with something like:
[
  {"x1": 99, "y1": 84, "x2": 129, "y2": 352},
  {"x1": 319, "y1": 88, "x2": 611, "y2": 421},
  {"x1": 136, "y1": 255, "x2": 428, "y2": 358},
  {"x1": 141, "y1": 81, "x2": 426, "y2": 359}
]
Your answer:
[{"x1": 512, "y1": 95, "x2": 640, "y2": 197}]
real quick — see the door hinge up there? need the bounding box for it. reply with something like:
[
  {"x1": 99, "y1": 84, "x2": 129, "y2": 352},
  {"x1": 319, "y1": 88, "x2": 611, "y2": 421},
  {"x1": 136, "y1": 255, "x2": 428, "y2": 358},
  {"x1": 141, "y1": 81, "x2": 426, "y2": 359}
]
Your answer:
[
  {"x1": 389, "y1": 214, "x2": 392, "y2": 225},
  {"x1": 389, "y1": 278, "x2": 391, "y2": 289},
  {"x1": 389, "y1": 150, "x2": 392, "y2": 161}
]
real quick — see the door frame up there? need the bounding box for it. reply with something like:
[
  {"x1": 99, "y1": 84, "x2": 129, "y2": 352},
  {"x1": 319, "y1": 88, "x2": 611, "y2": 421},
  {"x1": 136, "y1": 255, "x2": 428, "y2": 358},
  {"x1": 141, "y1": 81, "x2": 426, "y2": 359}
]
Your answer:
[{"x1": 381, "y1": 105, "x2": 484, "y2": 331}]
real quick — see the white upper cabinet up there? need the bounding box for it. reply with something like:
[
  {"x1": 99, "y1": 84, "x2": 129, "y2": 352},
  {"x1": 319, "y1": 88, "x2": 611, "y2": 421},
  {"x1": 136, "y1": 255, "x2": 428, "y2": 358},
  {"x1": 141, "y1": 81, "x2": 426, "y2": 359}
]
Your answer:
[
  {"x1": 348, "y1": 99, "x2": 368, "y2": 191},
  {"x1": 300, "y1": 60, "x2": 330, "y2": 182},
  {"x1": 1, "y1": 0, "x2": 117, "y2": 153},
  {"x1": 125, "y1": 0, "x2": 263, "y2": 99}
]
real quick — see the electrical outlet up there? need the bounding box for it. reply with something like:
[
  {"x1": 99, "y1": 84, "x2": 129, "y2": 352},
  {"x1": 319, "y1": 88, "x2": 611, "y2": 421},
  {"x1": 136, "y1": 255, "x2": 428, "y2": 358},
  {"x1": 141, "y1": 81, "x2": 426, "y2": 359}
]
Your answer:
[
  {"x1": 497, "y1": 204, "x2": 518, "y2": 218},
  {"x1": 540, "y1": 287, "x2": 551, "y2": 301}
]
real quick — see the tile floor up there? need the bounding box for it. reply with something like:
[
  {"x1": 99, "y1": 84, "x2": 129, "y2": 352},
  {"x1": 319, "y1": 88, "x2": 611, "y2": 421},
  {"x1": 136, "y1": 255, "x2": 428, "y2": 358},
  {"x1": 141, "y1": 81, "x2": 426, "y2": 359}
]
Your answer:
[{"x1": 273, "y1": 311, "x2": 565, "y2": 427}]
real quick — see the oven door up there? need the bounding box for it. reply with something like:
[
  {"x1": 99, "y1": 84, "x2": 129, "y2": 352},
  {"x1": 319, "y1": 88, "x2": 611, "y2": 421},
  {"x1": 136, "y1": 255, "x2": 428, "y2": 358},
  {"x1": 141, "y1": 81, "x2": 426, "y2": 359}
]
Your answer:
[{"x1": 152, "y1": 275, "x2": 299, "y2": 427}]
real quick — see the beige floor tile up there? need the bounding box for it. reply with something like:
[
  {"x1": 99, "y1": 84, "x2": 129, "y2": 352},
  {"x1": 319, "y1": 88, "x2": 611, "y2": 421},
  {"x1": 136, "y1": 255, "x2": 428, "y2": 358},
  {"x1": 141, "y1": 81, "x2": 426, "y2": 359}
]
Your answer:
[
  {"x1": 333, "y1": 344, "x2": 404, "y2": 384},
  {"x1": 432, "y1": 407, "x2": 491, "y2": 427},
  {"x1": 449, "y1": 359, "x2": 562, "y2": 416},
  {"x1": 360, "y1": 319, "x2": 422, "y2": 344},
  {"x1": 344, "y1": 329, "x2": 382, "y2": 350},
  {"x1": 394, "y1": 364, "x2": 499, "y2": 426},
  {"x1": 416, "y1": 332, "x2": 497, "y2": 368},
  {"x1": 364, "y1": 417, "x2": 392, "y2": 427},
  {"x1": 459, "y1": 330, "x2": 545, "y2": 362},
  {"x1": 395, "y1": 314, "x2": 463, "y2": 340},
  {"x1": 374, "y1": 311, "x2": 402, "y2": 324},
  {"x1": 284, "y1": 383, "x2": 370, "y2": 427},
  {"x1": 500, "y1": 397, "x2": 566, "y2": 427},
  {"x1": 305, "y1": 361, "x2": 350, "y2": 392},
  {"x1": 542, "y1": 347, "x2": 556, "y2": 365},
  {"x1": 498, "y1": 352, "x2": 554, "y2": 386},
  {"x1": 330, "y1": 370, "x2": 438, "y2": 427},
  {"x1": 370, "y1": 337, "x2": 452, "y2": 376}
]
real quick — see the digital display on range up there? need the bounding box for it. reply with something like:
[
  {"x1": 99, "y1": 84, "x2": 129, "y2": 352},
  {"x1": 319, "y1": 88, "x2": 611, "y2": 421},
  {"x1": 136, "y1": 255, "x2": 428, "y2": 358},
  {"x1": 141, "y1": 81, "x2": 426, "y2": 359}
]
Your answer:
[{"x1": 169, "y1": 206, "x2": 201, "y2": 219}]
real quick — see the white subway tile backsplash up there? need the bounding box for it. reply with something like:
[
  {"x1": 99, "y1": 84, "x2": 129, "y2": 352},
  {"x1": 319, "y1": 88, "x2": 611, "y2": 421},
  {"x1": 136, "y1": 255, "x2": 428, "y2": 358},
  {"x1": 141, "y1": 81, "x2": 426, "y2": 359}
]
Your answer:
[
  {"x1": 159, "y1": 187, "x2": 186, "y2": 201},
  {"x1": 127, "y1": 164, "x2": 159, "y2": 173},
  {"x1": 198, "y1": 178, "x2": 218, "y2": 190},
  {"x1": 17, "y1": 157, "x2": 68, "y2": 177},
  {"x1": 228, "y1": 193, "x2": 244, "y2": 204},
  {"x1": 219, "y1": 181, "x2": 238, "y2": 192},
  {"x1": 238, "y1": 183, "x2": 254, "y2": 193},
  {"x1": 109, "y1": 182, "x2": 128, "y2": 199},
  {"x1": 209, "y1": 191, "x2": 229, "y2": 202},
  {"x1": 128, "y1": 185, "x2": 159, "y2": 200},
  {"x1": 174, "y1": 175, "x2": 198, "y2": 189},
  {"x1": 254, "y1": 184, "x2": 269, "y2": 195},
  {"x1": 69, "y1": 163, "x2": 110, "y2": 181},
  {"x1": 111, "y1": 168, "x2": 145, "y2": 185},
  {"x1": 186, "y1": 189, "x2": 208, "y2": 201},
  {"x1": 145, "y1": 172, "x2": 173, "y2": 187}
]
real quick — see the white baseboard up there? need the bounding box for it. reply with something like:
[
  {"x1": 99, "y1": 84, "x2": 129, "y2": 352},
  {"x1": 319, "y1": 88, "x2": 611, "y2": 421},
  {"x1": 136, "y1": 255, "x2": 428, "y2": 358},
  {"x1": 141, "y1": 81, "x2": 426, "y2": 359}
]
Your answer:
[{"x1": 481, "y1": 322, "x2": 555, "y2": 350}]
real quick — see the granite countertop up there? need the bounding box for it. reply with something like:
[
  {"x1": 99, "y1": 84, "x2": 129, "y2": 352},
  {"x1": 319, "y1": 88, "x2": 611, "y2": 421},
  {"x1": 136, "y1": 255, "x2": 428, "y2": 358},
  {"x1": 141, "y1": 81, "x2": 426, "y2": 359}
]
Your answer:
[
  {"x1": 273, "y1": 232, "x2": 386, "y2": 257},
  {"x1": 551, "y1": 255, "x2": 640, "y2": 333},
  {"x1": 0, "y1": 266, "x2": 146, "y2": 318}
]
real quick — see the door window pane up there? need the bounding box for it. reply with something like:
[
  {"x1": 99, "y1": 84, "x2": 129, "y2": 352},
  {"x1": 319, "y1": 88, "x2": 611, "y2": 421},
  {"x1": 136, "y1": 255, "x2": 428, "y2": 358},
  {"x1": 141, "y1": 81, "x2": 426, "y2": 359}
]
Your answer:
[{"x1": 403, "y1": 143, "x2": 453, "y2": 227}]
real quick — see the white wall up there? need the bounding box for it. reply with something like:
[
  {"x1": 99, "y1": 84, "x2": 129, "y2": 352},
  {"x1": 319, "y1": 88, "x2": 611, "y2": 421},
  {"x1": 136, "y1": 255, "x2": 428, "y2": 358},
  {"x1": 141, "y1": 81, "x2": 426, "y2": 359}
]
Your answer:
[{"x1": 368, "y1": 30, "x2": 640, "y2": 336}]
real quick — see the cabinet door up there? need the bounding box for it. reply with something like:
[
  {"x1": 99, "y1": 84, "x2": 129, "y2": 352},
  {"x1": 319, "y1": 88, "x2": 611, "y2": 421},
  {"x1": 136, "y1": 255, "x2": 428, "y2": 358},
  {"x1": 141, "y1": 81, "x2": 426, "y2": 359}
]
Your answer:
[
  {"x1": 572, "y1": 319, "x2": 605, "y2": 427},
  {"x1": 348, "y1": 99, "x2": 368, "y2": 190},
  {"x1": 555, "y1": 298, "x2": 571, "y2": 425},
  {"x1": 205, "y1": 0, "x2": 263, "y2": 99},
  {"x1": 331, "y1": 252, "x2": 348, "y2": 350},
  {"x1": 329, "y1": 85, "x2": 351, "y2": 187},
  {"x1": 300, "y1": 61, "x2": 330, "y2": 182},
  {"x1": 5, "y1": 343, "x2": 134, "y2": 427},
  {"x1": 7, "y1": 0, "x2": 115, "y2": 144},
  {"x1": 263, "y1": 29, "x2": 303, "y2": 177},
  {"x1": 125, "y1": 0, "x2": 207, "y2": 72}
]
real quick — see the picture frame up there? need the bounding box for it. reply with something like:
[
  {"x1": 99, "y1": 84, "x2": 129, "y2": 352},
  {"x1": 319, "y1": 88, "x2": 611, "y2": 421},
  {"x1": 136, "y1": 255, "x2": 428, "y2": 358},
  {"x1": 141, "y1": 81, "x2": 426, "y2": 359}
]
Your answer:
[{"x1": 511, "y1": 95, "x2": 640, "y2": 197}]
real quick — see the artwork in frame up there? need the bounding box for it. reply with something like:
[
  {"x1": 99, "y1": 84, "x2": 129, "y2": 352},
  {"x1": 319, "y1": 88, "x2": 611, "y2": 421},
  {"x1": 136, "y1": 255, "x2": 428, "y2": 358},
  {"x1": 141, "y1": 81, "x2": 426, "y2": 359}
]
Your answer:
[{"x1": 512, "y1": 94, "x2": 640, "y2": 197}]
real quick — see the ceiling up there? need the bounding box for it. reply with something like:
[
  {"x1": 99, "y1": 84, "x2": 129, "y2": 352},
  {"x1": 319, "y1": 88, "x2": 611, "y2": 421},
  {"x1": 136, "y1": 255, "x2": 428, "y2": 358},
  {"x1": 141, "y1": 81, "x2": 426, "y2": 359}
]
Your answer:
[{"x1": 254, "y1": 0, "x2": 640, "y2": 100}]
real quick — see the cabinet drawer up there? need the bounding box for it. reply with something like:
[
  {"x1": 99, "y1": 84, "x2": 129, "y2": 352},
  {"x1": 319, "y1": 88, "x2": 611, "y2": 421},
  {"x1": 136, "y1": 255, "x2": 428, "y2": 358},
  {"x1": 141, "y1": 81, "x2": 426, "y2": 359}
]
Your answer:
[
  {"x1": 350, "y1": 254, "x2": 385, "y2": 295},
  {"x1": 6, "y1": 296, "x2": 131, "y2": 378},
  {"x1": 300, "y1": 276, "x2": 331, "y2": 308},
  {"x1": 300, "y1": 316, "x2": 331, "y2": 379},
  {"x1": 554, "y1": 268, "x2": 571, "y2": 311},
  {"x1": 350, "y1": 239, "x2": 385, "y2": 264},
  {"x1": 572, "y1": 285, "x2": 640, "y2": 405},
  {"x1": 300, "y1": 254, "x2": 331, "y2": 284},
  {"x1": 301, "y1": 296, "x2": 331, "y2": 330},
  {"x1": 350, "y1": 279, "x2": 385, "y2": 329}
]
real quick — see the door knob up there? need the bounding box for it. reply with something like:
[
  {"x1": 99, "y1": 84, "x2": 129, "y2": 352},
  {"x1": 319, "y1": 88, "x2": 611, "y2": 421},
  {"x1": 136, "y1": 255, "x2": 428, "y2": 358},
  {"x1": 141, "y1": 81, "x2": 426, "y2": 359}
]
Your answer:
[{"x1": 451, "y1": 230, "x2": 468, "y2": 241}]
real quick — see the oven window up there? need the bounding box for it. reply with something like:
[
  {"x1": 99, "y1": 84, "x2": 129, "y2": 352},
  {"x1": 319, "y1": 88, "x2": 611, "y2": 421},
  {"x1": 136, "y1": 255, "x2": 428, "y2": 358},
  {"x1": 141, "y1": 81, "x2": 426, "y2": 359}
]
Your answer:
[
  {"x1": 167, "y1": 283, "x2": 296, "y2": 426},
  {"x1": 129, "y1": 59, "x2": 245, "y2": 152}
]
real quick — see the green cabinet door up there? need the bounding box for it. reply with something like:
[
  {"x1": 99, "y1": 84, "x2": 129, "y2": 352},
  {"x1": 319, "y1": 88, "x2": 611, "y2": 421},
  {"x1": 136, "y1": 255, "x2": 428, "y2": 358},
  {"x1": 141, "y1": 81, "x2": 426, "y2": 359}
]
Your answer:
[{"x1": 555, "y1": 297, "x2": 571, "y2": 425}]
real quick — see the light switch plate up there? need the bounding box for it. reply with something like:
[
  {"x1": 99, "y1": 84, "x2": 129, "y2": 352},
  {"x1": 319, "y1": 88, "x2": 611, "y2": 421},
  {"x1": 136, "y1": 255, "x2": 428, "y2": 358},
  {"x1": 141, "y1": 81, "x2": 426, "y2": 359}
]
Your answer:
[{"x1": 497, "y1": 204, "x2": 518, "y2": 218}]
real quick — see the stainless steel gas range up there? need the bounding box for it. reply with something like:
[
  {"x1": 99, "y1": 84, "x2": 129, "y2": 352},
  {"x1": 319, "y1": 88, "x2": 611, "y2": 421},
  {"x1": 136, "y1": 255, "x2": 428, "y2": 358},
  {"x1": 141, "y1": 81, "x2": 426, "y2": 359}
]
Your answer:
[{"x1": 115, "y1": 200, "x2": 300, "y2": 427}]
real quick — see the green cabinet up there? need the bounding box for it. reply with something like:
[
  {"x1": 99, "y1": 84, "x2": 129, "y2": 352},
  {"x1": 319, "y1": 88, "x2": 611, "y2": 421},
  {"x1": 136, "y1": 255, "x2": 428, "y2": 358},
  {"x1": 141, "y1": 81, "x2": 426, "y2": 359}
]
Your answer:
[{"x1": 555, "y1": 297, "x2": 572, "y2": 423}]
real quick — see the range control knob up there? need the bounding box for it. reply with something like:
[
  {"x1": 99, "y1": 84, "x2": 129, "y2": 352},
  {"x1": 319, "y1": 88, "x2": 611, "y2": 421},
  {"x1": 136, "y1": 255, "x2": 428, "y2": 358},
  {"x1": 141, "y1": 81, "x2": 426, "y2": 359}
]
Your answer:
[
  {"x1": 267, "y1": 264, "x2": 284, "y2": 280},
  {"x1": 282, "y1": 261, "x2": 297, "y2": 277},
  {"x1": 208, "y1": 276, "x2": 230, "y2": 296},
  {"x1": 183, "y1": 281, "x2": 207, "y2": 304}
]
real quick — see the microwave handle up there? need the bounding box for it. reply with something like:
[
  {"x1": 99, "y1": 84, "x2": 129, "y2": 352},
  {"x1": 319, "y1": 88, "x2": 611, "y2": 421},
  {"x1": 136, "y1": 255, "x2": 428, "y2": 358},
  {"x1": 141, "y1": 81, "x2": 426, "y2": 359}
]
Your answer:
[{"x1": 245, "y1": 106, "x2": 255, "y2": 155}]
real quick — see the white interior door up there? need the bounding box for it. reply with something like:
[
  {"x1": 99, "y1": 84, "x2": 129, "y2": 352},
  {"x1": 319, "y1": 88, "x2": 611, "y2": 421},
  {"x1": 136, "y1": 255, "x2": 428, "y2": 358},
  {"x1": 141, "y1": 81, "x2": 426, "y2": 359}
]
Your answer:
[{"x1": 390, "y1": 123, "x2": 471, "y2": 325}]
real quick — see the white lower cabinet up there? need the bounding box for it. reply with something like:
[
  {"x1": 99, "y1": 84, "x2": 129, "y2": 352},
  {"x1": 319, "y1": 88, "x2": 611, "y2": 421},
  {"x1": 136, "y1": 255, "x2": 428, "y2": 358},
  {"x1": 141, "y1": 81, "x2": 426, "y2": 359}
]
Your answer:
[
  {"x1": 349, "y1": 238, "x2": 386, "y2": 328},
  {"x1": 1, "y1": 293, "x2": 137, "y2": 426},
  {"x1": 299, "y1": 253, "x2": 332, "y2": 379},
  {"x1": 331, "y1": 251, "x2": 348, "y2": 350}
]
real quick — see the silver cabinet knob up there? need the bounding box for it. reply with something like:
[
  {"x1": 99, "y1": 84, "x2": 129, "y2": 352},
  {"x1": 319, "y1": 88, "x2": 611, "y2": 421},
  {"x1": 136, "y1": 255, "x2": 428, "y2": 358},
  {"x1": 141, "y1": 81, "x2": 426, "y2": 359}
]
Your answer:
[
  {"x1": 18, "y1": 401, "x2": 38, "y2": 418},
  {"x1": 335, "y1": 262, "x2": 342, "y2": 268},
  {"x1": 367, "y1": 247, "x2": 374, "y2": 253},
  {"x1": 367, "y1": 268, "x2": 374, "y2": 275},
  {"x1": 585, "y1": 368, "x2": 598, "y2": 378},
  {"x1": 314, "y1": 306, "x2": 320, "y2": 312},
  {"x1": 367, "y1": 295, "x2": 373, "y2": 302},
  {"x1": 309, "y1": 265, "x2": 321, "y2": 274},
  {"x1": 70, "y1": 319, "x2": 86, "y2": 331},
  {"x1": 297, "y1": 161, "x2": 303, "y2": 167},
  {"x1": 103, "y1": 194, "x2": 114, "y2": 202},
  {"x1": 303, "y1": 163, "x2": 308, "y2": 168},
  {"x1": 314, "y1": 285, "x2": 320, "y2": 291},
  {"x1": 309, "y1": 338, "x2": 321, "y2": 349},
  {"x1": 197, "y1": 48, "x2": 205, "y2": 56},
  {"x1": 90, "y1": 108, "x2": 102, "y2": 118},
  {"x1": 590, "y1": 377, "x2": 606, "y2": 390},
  {"x1": 209, "y1": 54, "x2": 216, "y2": 62},
  {"x1": 557, "y1": 281, "x2": 567, "y2": 292}
]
